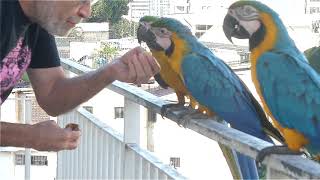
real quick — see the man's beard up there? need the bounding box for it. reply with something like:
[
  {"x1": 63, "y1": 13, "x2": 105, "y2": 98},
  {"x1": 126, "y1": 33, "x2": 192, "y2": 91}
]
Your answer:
[
  {"x1": 33, "y1": 4, "x2": 72, "y2": 36},
  {"x1": 41, "y1": 21, "x2": 72, "y2": 36}
]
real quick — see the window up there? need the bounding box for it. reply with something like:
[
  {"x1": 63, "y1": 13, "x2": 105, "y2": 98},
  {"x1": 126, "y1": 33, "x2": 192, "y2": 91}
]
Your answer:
[
  {"x1": 310, "y1": 7, "x2": 320, "y2": 14},
  {"x1": 176, "y1": 6, "x2": 185, "y2": 12},
  {"x1": 32, "y1": 156, "x2": 48, "y2": 166},
  {"x1": 196, "y1": 25, "x2": 207, "y2": 31},
  {"x1": 195, "y1": 32, "x2": 205, "y2": 38},
  {"x1": 114, "y1": 107, "x2": 124, "y2": 119},
  {"x1": 169, "y1": 157, "x2": 180, "y2": 168},
  {"x1": 15, "y1": 154, "x2": 48, "y2": 166},
  {"x1": 15, "y1": 154, "x2": 25, "y2": 165},
  {"x1": 312, "y1": 20, "x2": 320, "y2": 33}
]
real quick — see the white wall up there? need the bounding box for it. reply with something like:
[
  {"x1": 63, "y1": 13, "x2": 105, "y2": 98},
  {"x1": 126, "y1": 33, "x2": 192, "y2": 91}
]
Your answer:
[
  {"x1": 14, "y1": 152, "x2": 57, "y2": 180},
  {"x1": 0, "y1": 93, "x2": 57, "y2": 180},
  {"x1": 0, "y1": 95, "x2": 17, "y2": 123},
  {"x1": 0, "y1": 152, "x2": 15, "y2": 180},
  {"x1": 83, "y1": 88, "x2": 125, "y2": 134}
]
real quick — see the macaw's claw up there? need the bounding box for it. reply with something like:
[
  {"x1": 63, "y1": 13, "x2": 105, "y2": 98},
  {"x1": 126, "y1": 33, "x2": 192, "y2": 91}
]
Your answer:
[
  {"x1": 160, "y1": 103, "x2": 185, "y2": 118},
  {"x1": 176, "y1": 108, "x2": 208, "y2": 128},
  {"x1": 256, "y1": 145, "x2": 303, "y2": 164}
]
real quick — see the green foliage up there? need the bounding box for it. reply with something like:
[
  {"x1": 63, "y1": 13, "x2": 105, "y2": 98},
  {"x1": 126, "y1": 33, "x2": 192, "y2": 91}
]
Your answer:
[
  {"x1": 109, "y1": 18, "x2": 139, "y2": 39},
  {"x1": 21, "y1": 73, "x2": 30, "y2": 82},
  {"x1": 91, "y1": 42, "x2": 120, "y2": 68},
  {"x1": 86, "y1": 0, "x2": 129, "y2": 24}
]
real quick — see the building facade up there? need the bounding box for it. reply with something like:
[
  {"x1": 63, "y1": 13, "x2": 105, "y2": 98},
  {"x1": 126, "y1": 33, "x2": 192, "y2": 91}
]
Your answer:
[{"x1": 305, "y1": 0, "x2": 320, "y2": 32}]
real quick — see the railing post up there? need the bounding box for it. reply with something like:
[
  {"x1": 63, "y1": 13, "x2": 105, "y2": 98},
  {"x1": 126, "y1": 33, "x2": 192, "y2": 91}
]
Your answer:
[
  {"x1": 147, "y1": 110, "x2": 156, "y2": 152},
  {"x1": 124, "y1": 98, "x2": 141, "y2": 145},
  {"x1": 123, "y1": 97, "x2": 147, "y2": 179},
  {"x1": 24, "y1": 95, "x2": 32, "y2": 180}
]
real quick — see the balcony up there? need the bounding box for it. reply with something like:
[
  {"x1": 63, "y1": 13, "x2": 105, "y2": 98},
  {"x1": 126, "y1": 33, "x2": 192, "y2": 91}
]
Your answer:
[{"x1": 54, "y1": 58, "x2": 320, "y2": 179}]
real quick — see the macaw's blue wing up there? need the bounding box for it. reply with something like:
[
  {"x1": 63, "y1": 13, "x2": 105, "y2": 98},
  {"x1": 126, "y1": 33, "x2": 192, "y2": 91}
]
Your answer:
[
  {"x1": 181, "y1": 52, "x2": 271, "y2": 141},
  {"x1": 181, "y1": 51, "x2": 272, "y2": 179},
  {"x1": 256, "y1": 51, "x2": 320, "y2": 155}
]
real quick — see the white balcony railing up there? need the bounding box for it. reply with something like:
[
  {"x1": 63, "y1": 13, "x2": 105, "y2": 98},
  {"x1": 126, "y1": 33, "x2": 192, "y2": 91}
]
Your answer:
[
  {"x1": 57, "y1": 108, "x2": 185, "y2": 179},
  {"x1": 58, "y1": 59, "x2": 320, "y2": 179}
]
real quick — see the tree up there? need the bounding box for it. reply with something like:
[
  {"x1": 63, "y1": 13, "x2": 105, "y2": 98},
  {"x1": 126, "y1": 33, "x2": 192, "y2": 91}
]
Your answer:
[
  {"x1": 91, "y1": 42, "x2": 120, "y2": 68},
  {"x1": 109, "y1": 18, "x2": 139, "y2": 39},
  {"x1": 86, "y1": 0, "x2": 129, "y2": 24}
]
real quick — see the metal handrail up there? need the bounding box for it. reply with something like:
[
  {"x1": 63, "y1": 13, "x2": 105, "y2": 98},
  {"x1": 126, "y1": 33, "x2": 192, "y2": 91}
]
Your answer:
[{"x1": 61, "y1": 58, "x2": 320, "y2": 179}]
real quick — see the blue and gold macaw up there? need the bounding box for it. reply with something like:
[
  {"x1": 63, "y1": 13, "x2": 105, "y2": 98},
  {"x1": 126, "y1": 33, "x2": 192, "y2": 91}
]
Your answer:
[
  {"x1": 223, "y1": 0, "x2": 320, "y2": 161},
  {"x1": 304, "y1": 46, "x2": 320, "y2": 73},
  {"x1": 137, "y1": 16, "x2": 214, "y2": 118},
  {"x1": 137, "y1": 16, "x2": 284, "y2": 179},
  {"x1": 138, "y1": 16, "x2": 242, "y2": 179}
]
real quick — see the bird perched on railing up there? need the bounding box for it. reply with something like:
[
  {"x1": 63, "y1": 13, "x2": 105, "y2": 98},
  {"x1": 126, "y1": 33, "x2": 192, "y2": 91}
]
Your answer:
[
  {"x1": 137, "y1": 16, "x2": 214, "y2": 118},
  {"x1": 138, "y1": 16, "x2": 242, "y2": 180},
  {"x1": 137, "y1": 15, "x2": 284, "y2": 180},
  {"x1": 223, "y1": 0, "x2": 320, "y2": 162}
]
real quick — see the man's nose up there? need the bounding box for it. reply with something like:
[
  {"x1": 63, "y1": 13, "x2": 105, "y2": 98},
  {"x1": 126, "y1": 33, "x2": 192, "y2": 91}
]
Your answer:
[{"x1": 78, "y1": 2, "x2": 91, "y2": 18}]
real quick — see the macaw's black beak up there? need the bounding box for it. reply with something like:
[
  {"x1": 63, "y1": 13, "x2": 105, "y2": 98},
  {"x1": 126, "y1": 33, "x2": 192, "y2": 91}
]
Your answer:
[
  {"x1": 223, "y1": 14, "x2": 251, "y2": 43},
  {"x1": 137, "y1": 23, "x2": 147, "y2": 44},
  {"x1": 137, "y1": 23, "x2": 164, "y2": 51}
]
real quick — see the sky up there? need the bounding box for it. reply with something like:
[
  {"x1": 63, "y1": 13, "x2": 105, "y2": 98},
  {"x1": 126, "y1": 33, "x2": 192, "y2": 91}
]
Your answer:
[
  {"x1": 191, "y1": 0, "x2": 309, "y2": 26},
  {"x1": 259, "y1": 0, "x2": 306, "y2": 20}
]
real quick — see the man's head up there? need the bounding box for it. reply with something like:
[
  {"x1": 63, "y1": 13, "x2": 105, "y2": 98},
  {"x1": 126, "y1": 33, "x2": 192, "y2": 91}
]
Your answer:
[{"x1": 19, "y1": 0, "x2": 92, "y2": 36}]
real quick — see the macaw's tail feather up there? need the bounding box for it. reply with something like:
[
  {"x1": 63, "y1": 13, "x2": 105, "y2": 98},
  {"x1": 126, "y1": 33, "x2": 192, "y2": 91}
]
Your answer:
[
  {"x1": 219, "y1": 144, "x2": 242, "y2": 179},
  {"x1": 217, "y1": 118, "x2": 258, "y2": 180},
  {"x1": 250, "y1": 97, "x2": 285, "y2": 144},
  {"x1": 218, "y1": 141, "x2": 260, "y2": 180},
  {"x1": 244, "y1": 79, "x2": 285, "y2": 144},
  {"x1": 236, "y1": 152, "x2": 259, "y2": 179}
]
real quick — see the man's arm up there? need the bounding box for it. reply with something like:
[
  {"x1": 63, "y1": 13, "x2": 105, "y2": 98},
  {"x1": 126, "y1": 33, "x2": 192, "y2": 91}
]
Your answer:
[
  {"x1": 0, "y1": 121, "x2": 80, "y2": 151},
  {"x1": 27, "y1": 47, "x2": 160, "y2": 116}
]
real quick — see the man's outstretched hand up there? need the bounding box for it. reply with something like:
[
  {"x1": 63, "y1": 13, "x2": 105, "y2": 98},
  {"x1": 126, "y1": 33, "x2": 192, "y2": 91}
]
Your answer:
[{"x1": 108, "y1": 47, "x2": 160, "y2": 85}]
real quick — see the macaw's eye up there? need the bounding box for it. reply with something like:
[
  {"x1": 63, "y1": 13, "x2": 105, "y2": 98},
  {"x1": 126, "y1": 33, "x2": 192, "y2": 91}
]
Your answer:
[{"x1": 160, "y1": 28, "x2": 167, "y2": 33}]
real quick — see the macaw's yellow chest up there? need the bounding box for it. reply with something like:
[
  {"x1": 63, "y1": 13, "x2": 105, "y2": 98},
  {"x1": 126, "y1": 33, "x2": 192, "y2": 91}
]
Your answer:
[{"x1": 151, "y1": 50, "x2": 188, "y2": 95}]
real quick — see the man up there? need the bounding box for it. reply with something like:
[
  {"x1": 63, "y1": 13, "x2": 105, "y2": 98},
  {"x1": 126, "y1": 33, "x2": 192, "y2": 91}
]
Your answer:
[{"x1": 0, "y1": 0, "x2": 160, "y2": 151}]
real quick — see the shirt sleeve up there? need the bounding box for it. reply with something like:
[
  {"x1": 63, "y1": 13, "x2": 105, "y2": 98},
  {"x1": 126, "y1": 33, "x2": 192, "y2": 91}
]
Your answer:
[{"x1": 28, "y1": 24, "x2": 61, "y2": 68}]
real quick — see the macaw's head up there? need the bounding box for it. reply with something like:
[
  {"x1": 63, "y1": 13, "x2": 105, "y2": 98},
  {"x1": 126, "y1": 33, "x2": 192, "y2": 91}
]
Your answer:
[
  {"x1": 137, "y1": 16, "x2": 162, "y2": 50},
  {"x1": 137, "y1": 16, "x2": 192, "y2": 56},
  {"x1": 223, "y1": 0, "x2": 284, "y2": 49}
]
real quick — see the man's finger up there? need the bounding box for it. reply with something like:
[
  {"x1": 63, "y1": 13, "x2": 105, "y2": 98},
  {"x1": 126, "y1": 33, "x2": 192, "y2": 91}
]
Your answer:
[
  {"x1": 145, "y1": 53, "x2": 160, "y2": 74},
  {"x1": 131, "y1": 54, "x2": 146, "y2": 84},
  {"x1": 68, "y1": 131, "x2": 81, "y2": 141},
  {"x1": 128, "y1": 55, "x2": 137, "y2": 83},
  {"x1": 133, "y1": 46, "x2": 146, "y2": 54},
  {"x1": 65, "y1": 141, "x2": 80, "y2": 150},
  {"x1": 138, "y1": 53, "x2": 153, "y2": 79}
]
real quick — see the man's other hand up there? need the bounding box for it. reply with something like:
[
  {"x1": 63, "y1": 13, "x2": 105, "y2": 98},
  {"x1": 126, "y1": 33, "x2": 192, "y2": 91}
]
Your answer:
[{"x1": 30, "y1": 120, "x2": 81, "y2": 151}]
